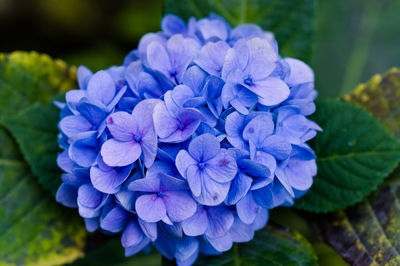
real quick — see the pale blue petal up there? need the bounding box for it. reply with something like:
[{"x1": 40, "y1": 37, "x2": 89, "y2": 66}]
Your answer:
[
  {"x1": 236, "y1": 192, "x2": 259, "y2": 224},
  {"x1": 225, "y1": 172, "x2": 252, "y2": 205},
  {"x1": 205, "y1": 206, "x2": 234, "y2": 238},
  {"x1": 128, "y1": 177, "x2": 160, "y2": 193},
  {"x1": 188, "y1": 133, "x2": 220, "y2": 162},
  {"x1": 121, "y1": 219, "x2": 144, "y2": 248},
  {"x1": 135, "y1": 194, "x2": 166, "y2": 222},
  {"x1": 194, "y1": 41, "x2": 229, "y2": 76},
  {"x1": 101, "y1": 139, "x2": 141, "y2": 167},
  {"x1": 56, "y1": 183, "x2": 78, "y2": 208},
  {"x1": 87, "y1": 70, "x2": 116, "y2": 106},
  {"x1": 163, "y1": 191, "x2": 197, "y2": 222},
  {"x1": 182, "y1": 205, "x2": 208, "y2": 236}
]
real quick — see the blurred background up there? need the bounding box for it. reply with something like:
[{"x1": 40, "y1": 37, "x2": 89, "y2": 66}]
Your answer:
[{"x1": 0, "y1": 0, "x2": 399, "y2": 98}]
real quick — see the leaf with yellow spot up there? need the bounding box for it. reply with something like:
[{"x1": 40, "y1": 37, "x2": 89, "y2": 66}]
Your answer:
[
  {"x1": 316, "y1": 68, "x2": 400, "y2": 265},
  {"x1": 0, "y1": 51, "x2": 86, "y2": 265}
]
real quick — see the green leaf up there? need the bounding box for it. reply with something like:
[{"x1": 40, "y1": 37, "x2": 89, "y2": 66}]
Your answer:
[
  {"x1": 313, "y1": 68, "x2": 400, "y2": 265},
  {"x1": 0, "y1": 128, "x2": 86, "y2": 265},
  {"x1": 0, "y1": 51, "x2": 77, "y2": 119},
  {"x1": 0, "y1": 51, "x2": 86, "y2": 265},
  {"x1": 162, "y1": 225, "x2": 317, "y2": 265},
  {"x1": 164, "y1": 0, "x2": 316, "y2": 62},
  {"x1": 295, "y1": 99, "x2": 400, "y2": 212},
  {"x1": 0, "y1": 51, "x2": 77, "y2": 194},
  {"x1": 2, "y1": 103, "x2": 62, "y2": 195},
  {"x1": 70, "y1": 238, "x2": 161, "y2": 266}
]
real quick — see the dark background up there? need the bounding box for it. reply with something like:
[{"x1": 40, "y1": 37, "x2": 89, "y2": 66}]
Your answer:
[{"x1": 1, "y1": 0, "x2": 399, "y2": 98}]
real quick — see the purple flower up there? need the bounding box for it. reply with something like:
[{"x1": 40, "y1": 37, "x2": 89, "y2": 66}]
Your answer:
[
  {"x1": 182, "y1": 205, "x2": 234, "y2": 238},
  {"x1": 129, "y1": 173, "x2": 197, "y2": 223},
  {"x1": 222, "y1": 38, "x2": 290, "y2": 106},
  {"x1": 275, "y1": 106, "x2": 322, "y2": 144},
  {"x1": 176, "y1": 134, "x2": 237, "y2": 205},
  {"x1": 194, "y1": 41, "x2": 230, "y2": 76},
  {"x1": 77, "y1": 183, "x2": 108, "y2": 218},
  {"x1": 146, "y1": 34, "x2": 200, "y2": 84},
  {"x1": 90, "y1": 156, "x2": 134, "y2": 194},
  {"x1": 56, "y1": 13, "x2": 321, "y2": 265},
  {"x1": 101, "y1": 99, "x2": 160, "y2": 167},
  {"x1": 153, "y1": 101, "x2": 204, "y2": 143}
]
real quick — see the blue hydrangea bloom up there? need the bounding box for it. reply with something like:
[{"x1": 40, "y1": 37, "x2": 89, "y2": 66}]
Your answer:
[{"x1": 55, "y1": 13, "x2": 321, "y2": 265}]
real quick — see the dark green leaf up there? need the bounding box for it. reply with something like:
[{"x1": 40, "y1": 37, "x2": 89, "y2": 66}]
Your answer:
[
  {"x1": 0, "y1": 51, "x2": 86, "y2": 265},
  {"x1": 162, "y1": 225, "x2": 317, "y2": 266},
  {"x1": 0, "y1": 128, "x2": 87, "y2": 265},
  {"x1": 295, "y1": 99, "x2": 400, "y2": 212},
  {"x1": 0, "y1": 51, "x2": 77, "y2": 194},
  {"x1": 314, "y1": 68, "x2": 400, "y2": 265},
  {"x1": 2, "y1": 103, "x2": 62, "y2": 195},
  {"x1": 164, "y1": 0, "x2": 316, "y2": 62}
]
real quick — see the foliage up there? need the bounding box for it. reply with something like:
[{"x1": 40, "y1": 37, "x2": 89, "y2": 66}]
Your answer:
[
  {"x1": 295, "y1": 99, "x2": 400, "y2": 212},
  {"x1": 314, "y1": 69, "x2": 400, "y2": 264},
  {"x1": 0, "y1": 52, "x2": 86, "y2": 265},
  {"x1": 163, "y1": 225, "x2": 318, "y2": 266}
]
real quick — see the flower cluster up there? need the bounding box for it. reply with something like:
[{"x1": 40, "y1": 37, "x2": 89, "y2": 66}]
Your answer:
[{"x1": 55, "y1": 13, "x2": 321, "y2": 265}]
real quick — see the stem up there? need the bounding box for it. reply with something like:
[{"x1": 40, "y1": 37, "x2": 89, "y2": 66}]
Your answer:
[{"x1": 233, "y1": 243, "x2": 240, "y2": 266}]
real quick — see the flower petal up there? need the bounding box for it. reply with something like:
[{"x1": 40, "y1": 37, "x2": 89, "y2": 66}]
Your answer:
[
  {"x1": 242, "y1": 113, "x2": 274, "y2": 146},
  {"x1": 100, "y1": 205, "x2": 129, "y2": 233},
  {"x1": 124, "y1": 237, "x2": 151, "y2": 257},
  {"x1": 147, "y1": 41, "x2": 172, "y2": 79},
  {"x1": 87, "y1": 70, "x2": 116, "y2": 106},
  {"x1": 90, "y1": 164, "x2": 133, "y2": 194},
  {"x1": 225, "y1": 111, "x2": 247, "y2": 149},
  {"x1": 194, "y1": 174, "x2": 231, "y2": 206},
  {"x1": 182, "y1": 205, "x2": 208, "y2": 236},
  {"x1": 229, "y1": 216, "x2": 254, "y2": 242},
  {"x1": 250, "y1": 77, "x2": 290, "y2": 106},
  {"x1": 206, "y1": 234, "x2": 232, "y2": 253},
  {"x1": 166, "y1": 34, "x2": 200, "y2": 83},
  {"x1": 56, "y1": 183, "x2": 78, "y2": 208},
  {"x1": 129, "y1": 177, "x2": 160, "y2": 193},
  {"x1": 188, "y1": 134, "x2": 220, "y2": 162},
  {"x1": 206, "y1": 206, "x2": 234, "y2": 238},
  {"x1": 186, "y1": 165, "x2": 202, "y2": 197},
  {"x1": 175, "y1": 150, "x2": 198, "y2": 178},
  {"x1": 237, "y1": 192, "x2": 259, "y2": 224},
  {"x1": 194, "y1": 41, "x2": 229, "y2": 76},
  {"x1": 101, "y1": 139, "x2": 141, "y2": 167},
  {"x1": 76, "y1": 99, "x2": 107, "y2": 127},
  {"x1": 205, "y1": 149, "x2": 237, "y2": 183},
  {"x1": 163, "y1": 191, "x2": 197, "y2": 222},
  {"x1": 225, "y1": 172, "x2": 252, "y2": 205},
  {"x1": 121, "y1": 219, "x2": 144, "y2": 248},
  {"x1": 59, "y1": 115, "x2": 92, "y2": 138},
  {"x1": 77, "y1": 183, "x2": 104, "y2": 209},
  {"x1": 153, "y1": 102, "x2": 179, "y2": 138},
  {"x1": 135, "y1": 194, "x2": 166, "y2": 222},
  {"x1": 69, "y1": 132, "x2": 98, "y2": 168},
  {"x1": 106, "y1": 112, "x2": 138, "y2": 141},
  {"x1": 139, "y1": 218, "x2": 158, "y2": 241},
  {"x1": 161, "y1": 14, "x2": 187, "y2": 36}
]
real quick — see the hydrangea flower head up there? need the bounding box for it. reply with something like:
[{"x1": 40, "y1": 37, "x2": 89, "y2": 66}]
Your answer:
[{"x1": 55, "y1": 13, "x2": 321, "y2": 265}]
